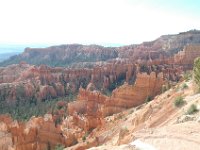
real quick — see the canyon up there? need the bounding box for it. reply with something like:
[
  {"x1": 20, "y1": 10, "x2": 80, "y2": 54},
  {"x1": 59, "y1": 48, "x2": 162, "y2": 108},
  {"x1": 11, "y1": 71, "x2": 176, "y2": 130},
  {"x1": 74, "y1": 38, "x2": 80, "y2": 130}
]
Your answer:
[{"x1": 1, "y1": 30, "x2": 200, "y2": 150}]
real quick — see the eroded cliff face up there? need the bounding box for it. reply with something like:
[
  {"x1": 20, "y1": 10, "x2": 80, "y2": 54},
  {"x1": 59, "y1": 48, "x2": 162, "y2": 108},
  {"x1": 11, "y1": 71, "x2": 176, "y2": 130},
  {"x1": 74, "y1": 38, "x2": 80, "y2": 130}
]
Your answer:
[
  {"x1": 0, "y1": 62, "x2": 136, "y2": 103},
  {"x1": 172, "y1": 45, "x2": 200, "y2": 69},
  {"x1": 103, "y1": 72, "x2": 164, "y2": 116},
  {"x1": 0, "y1": 114, "x2": 78, "y2": 150},
  {"x1": 0, "y1": 115, "x2": 13, "y2": 150},
  {"x1": 118, "y1": 30, "x2": 200, "y2": 59},
  {"x1": 67, "y1": 72, "x2": 164, "y2": 132},
  {"x1": 144, "y1": 44, "x2": 200, "y2": 69},
  {"x1": 0, "y1": 71, "x2": 165, "y2": 150}
]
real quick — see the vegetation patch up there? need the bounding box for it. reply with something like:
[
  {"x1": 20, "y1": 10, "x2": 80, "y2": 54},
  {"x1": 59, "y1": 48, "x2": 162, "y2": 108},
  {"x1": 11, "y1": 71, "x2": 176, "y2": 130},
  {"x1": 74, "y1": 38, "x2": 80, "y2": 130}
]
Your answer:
[
  {"x1": 145, "y1": 95, "x2": 152, "y2": 103},
  {"x1": 82, "y1": 132, "x2": 89, "y2": 142},
  {"x1": 186, "y1": 104, "x2": 199, "y2": 115},
  {"x1": 181, "y1": 83, "x2": 188, "y2": 90},
  {"x1": 0, "y1": 95, "x2": 75, "y2": 121},
  {"x1": 54, "y1": 144, "x2": 65, "y2": 150},
  {"x1": 193, "y1": 57, "x2": 200, "y2": 92},
  {"x1": 174, "y1": 96, "x2": 185, "y2": 107}
]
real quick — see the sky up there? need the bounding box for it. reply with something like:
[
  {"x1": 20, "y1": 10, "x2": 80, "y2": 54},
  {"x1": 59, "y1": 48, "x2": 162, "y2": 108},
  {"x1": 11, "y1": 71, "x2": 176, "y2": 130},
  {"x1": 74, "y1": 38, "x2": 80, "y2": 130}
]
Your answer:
[{"x1": 0, "y1": 0, "x2": 200, "y2": 46}]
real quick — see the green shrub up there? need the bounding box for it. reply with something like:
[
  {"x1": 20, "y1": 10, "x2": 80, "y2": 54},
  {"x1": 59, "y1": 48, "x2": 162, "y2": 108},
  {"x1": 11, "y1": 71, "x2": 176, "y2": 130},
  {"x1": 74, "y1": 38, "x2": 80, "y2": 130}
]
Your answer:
[
  {"x1": 82, "y1": 132, "x2": 89, "y2": 142},
  {"x1": 193, "y1": 57, "x2": 200, "y2": 91},
  {"x1": 186, "y1": 104, "x2": 198, "y2": 115},
  {"x1": 82, "y1": 135, "x2": 86, "y2": 142},
  {"x1": 145, "y1": 95, "x2": 152, "y2": 103},
  {"x1": 182, "y1": 83, "x2": 188, "y2": 90},
  {"x1": 174, "y1": 96, "x2": 185, "y2": 107},
  {"x1": 54, "y1": 144, "x2": 65, "y2": 150}
]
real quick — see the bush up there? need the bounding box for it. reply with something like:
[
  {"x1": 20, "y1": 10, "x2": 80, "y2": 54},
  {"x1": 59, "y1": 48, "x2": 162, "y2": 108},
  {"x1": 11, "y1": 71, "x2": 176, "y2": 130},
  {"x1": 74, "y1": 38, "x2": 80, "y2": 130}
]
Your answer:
[
  {"x1": 82, "y1": 136, "x2": 86, "y2": 142},
  {"x1": 182, "y1": 83, "x2": 188, "y2": 90},
  {"x1": 174, "y1": 96, "x2": 185, "y2": 107},
  {"x1": 54, "y1": 144, "x2": 65, "y2": 150},
  {"x1": 82, "y1": 132, "x2": 89, "y2": 142},
  {"x1": 186, "y1": 104, "x2": 198, "y2": 115},
  {"x1": 145, "y1": 95, "x2": 152, "y2": 103},
  {"x1": 193, "y1": 57, "x2": 200, "y2": 91}
]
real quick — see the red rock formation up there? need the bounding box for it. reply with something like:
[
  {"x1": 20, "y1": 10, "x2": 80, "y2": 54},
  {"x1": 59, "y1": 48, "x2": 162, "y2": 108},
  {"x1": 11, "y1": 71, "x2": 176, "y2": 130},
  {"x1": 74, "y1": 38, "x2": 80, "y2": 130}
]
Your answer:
[
  {"x1": 103, "y1": 72, "x2": 164, "y2": 116},
  {"x1": 3, "y1": 44, "x2": 200, "y2": 104},
  {"x1": 67, "y1": 71, "x2": 164, "y2": 132},
  {"x1": 173, "y1": 45, "x2": 200, "y2": 69},
  {"x1": 0, "y1": 61, "x2": 137, "y2": 103},
  {"x1": 0, "y1": 114, "x2": 77, "y2": 150},
  {"x1": 118, "y1": 30, "x2": 200, "y2": 60}
]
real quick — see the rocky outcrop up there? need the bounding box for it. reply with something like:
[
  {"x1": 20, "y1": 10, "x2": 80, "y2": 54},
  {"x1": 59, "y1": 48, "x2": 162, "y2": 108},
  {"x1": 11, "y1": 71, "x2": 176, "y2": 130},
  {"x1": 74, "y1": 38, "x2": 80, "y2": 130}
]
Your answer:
[
  {"x1": 0, "y1": 114, "x2": 77, "y2": 150},
  {"x1": 67, "y1": 71, "x2": 164, "y2": 132},
  {"x1": 0, "y1": 115, "x2": 13, "y2": 150},
  {"x1": 173, "y1": 45, "x2": 200, "y2": 69},
  {"x1": 103, "y1": 72, "x2": 164, "y2": 116},
  {"x1": 118, "y1": 30, "x2": 200, "y2": 60}
]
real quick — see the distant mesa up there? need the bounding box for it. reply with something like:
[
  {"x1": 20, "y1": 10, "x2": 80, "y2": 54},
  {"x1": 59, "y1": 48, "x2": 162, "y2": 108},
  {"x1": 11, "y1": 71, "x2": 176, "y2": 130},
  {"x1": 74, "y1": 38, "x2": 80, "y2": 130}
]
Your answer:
[{"x1": 1, "y1": 30, "x2": 200, "y2": 67}]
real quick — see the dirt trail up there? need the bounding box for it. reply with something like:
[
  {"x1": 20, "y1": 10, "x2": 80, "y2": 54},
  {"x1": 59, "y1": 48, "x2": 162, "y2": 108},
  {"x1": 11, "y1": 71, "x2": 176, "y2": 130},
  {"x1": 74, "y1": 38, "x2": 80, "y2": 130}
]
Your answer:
[{"x1": 134, "y1": 122, "x2": 200, "y2": 150}]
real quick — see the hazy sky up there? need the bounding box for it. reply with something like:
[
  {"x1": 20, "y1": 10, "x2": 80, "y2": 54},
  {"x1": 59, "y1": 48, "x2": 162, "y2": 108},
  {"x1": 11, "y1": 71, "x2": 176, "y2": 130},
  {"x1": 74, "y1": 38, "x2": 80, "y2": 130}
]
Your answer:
[{"x1": 0, "y1": 0, "x2": 200, "y2": 45}]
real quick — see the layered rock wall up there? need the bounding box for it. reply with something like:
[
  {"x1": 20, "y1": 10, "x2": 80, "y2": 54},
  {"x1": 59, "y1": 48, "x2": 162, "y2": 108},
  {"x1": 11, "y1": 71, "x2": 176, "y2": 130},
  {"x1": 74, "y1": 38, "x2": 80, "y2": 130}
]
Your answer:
[
  {"x1": 103, "y1": 72, "x2": 164, "y2": 116},
  {"x1": 0, "y1": 115, "x2": 76, "y2": 150},
  {"x1": 67, "y1": 71, "x2": 164, "y2": 131},
  {"x1": 0, "y1": 62, "x2": 136, "y2": 102},
  {"x1": 173, "y1": 45, "x2": 200, "y2": 69}
]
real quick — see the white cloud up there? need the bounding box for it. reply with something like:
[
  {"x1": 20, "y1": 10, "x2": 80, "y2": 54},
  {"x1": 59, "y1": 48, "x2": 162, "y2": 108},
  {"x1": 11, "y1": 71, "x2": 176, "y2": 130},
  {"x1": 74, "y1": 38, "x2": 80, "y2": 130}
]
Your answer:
[{"x1": 0, "y1": 0, "x2": 199, "y2": 45}]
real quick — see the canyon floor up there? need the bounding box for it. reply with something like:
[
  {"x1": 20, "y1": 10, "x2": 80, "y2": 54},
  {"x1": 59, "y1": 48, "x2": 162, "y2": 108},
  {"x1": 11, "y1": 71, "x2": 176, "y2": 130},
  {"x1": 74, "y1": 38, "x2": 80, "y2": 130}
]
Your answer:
[{"x1": 65, "y1": 79, "x2": 200, "y2": 150}]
